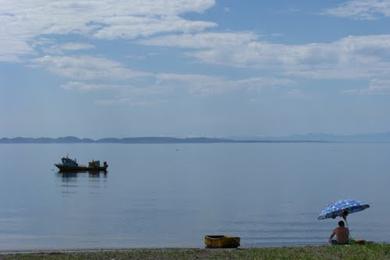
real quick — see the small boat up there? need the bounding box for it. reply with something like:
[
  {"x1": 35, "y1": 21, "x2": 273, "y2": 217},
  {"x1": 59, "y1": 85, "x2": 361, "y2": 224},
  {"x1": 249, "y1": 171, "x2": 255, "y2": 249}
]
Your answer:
[
  {"x1": 204, "y1": 235, "x2": 240, "y2": 248},
  {"x1": 55, "y1": 156, "x2": 108, "y2": 172}
]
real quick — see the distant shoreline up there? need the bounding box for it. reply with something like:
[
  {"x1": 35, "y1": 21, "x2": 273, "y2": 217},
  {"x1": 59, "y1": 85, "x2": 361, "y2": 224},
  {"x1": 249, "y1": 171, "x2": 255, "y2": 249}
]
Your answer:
[
  {"x1": 1, "y1": 244, "x2": 389, "y2": 259},
  {"x1": 0, "y1": 136, "x2": 328, "y2": 144},
  {"x1": 1, "y1": 132, "x2": 390, "y2": 144}
]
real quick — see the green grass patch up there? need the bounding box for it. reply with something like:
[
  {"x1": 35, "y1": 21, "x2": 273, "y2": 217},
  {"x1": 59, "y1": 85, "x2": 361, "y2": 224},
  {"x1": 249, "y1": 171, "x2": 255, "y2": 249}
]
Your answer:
[{"x1": 3, "y1": 244, "x2": 390, "y2": 260}]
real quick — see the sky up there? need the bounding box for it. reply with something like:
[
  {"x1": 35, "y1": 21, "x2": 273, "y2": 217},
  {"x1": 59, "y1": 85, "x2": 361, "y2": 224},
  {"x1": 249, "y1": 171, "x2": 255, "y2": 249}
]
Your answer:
[{"x1": 1, "y1": 0, "x2": 390, "y2": 138}]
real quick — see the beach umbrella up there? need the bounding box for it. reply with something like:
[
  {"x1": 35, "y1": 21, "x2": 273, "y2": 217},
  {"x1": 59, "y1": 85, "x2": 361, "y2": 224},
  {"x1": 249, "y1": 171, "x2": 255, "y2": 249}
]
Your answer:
[{"x1": 318, "y1": 199, "x2": 370, "y2": 221}]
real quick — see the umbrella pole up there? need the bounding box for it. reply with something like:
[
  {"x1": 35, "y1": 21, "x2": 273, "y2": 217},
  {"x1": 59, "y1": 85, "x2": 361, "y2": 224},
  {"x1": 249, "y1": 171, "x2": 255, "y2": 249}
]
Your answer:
[
  {"x1": 343, "y1": 216, "x2": 352, "y2": 241},
  {"x1": 343, "y1": 211, "x2": 353, "y2": 241}
]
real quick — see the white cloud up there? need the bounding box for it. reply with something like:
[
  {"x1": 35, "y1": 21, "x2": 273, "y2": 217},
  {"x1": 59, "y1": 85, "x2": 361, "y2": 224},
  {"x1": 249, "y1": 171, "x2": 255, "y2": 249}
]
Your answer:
[
  {"x1": 61, "y1": 81, "x2": 119, "y2": 92},
  {"x1": 61, "y1": 72, "x2": 293, "y2": 96},
  {"x1": 34, "y1": 55, "x2": 151, "y2": 80},
  {"x1": 41, "y1": 42, "x2": 95, "y2": 55},
  {"x1": 56, "y1": 43, "x2": 95, "y2": 51},
  {"x1": 0, "y1": 0, "x2": 216, "y2": 61},
  {"x1": 143, "y1": 33, "x2": 390, "y2": 80},
  {"x1": 37, "y1": 54, "x2": 293, "y2": 98},
  {"x1": 324, "y1": 0, "x2": 390, "y2": 20},
  {"x1": 9, "y1": 0, "x2": 388, "y2": 100},
  {"x1": 0, "y1": 38, "x2": 33, "y2": 62},
  {"x1": 141, "y1": 32, "x2": 257, "y2": 49},
  {"x1": 95, "y1": 98, "x2": 162, "y2": 107},
  {"x1": 344, "y1": 79, "x2": 390, "y2": 95},
  {"x1": 284, "y1": 89, "x2": 308, "y2": 99},
  {"x1": 94, "y1": 16, "x2": 216, "y2": 40},
  {"x1": 156, "y1": 73, "x2": 294, "y2": 95}
]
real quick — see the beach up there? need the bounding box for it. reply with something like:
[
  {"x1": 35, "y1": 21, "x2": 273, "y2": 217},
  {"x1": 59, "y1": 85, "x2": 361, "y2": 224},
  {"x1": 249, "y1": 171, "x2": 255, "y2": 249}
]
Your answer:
[{"x1": 2, "y1": 244, "x2": 390, "y2": 260}]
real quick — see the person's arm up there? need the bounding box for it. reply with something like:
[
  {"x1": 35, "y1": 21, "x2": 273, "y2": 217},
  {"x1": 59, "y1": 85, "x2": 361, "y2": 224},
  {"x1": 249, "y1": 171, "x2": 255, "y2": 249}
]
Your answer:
[{"x1": 329, "y1": 229, "x2": 336, "y2": 243}]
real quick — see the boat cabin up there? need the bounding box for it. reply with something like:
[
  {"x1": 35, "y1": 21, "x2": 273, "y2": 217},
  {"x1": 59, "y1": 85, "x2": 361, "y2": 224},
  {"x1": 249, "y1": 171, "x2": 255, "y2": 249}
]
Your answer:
[{"x1": 61, "y1": 157, "x2": 78, "y2": 167}]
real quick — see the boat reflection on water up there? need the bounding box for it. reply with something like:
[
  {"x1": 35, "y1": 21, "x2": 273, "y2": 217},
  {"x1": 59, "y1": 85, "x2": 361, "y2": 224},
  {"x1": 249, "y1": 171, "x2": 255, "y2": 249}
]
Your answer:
[
  {"x1": 58, "y1": 171, "x2": 108, "y2": 179},
  {"x1": 87, "y1": 171, "x2": 108, "y2": 178},
  {"x1": 57, "y1": 171, "x2": 108, "y2": 195}
]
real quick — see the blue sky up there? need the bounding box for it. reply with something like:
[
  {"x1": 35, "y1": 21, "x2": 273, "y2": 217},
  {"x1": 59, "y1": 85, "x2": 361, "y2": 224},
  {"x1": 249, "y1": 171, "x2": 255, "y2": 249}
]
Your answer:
[{"x1": 1, "y1": 0, "x2": 390, "y2": 138}]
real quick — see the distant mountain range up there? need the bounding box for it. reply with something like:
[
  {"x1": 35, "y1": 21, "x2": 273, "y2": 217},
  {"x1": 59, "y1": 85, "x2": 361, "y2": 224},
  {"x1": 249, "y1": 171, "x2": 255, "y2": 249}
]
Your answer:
[
  {"x1": 232, "y1": 132, "x2": 390, "y2": 142},
  {"x1": 1, "y1": 132, "x2": 390, "y2": 143},
  {"x1": 0, "y1": 136, "x2": 314, "y2": 144}
]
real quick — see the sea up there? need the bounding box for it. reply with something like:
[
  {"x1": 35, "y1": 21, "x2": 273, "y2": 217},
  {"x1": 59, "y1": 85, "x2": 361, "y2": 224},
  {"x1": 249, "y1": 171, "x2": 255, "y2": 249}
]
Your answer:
[{"x1": 0, "y1": 143, "x2": 389, "y2": 250}]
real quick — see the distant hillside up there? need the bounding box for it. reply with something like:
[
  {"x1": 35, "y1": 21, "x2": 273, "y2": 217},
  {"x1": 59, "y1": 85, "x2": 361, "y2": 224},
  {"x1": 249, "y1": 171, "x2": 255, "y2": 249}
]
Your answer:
[
  {"x1": 269, "y1": 132, "x2": 390, "y2": 142},
  {"x1": 0, "y1": 136, "x2": 94, "y2": 143},
  {"x1": 0, "y1": 136, "x2": 322, "y2": 144},
  {"x1": 234, "y1": 132, "x2": 390, "y2": 142},
  {"x1": 0, "y1": 136, "x2": 233, "y2": 144},
  {"x1": 0, "y1": 132, "x2": 389, "y2": 144},
  {"x1": 95, "y1": 137, "x2": 233, "y2": 144}
]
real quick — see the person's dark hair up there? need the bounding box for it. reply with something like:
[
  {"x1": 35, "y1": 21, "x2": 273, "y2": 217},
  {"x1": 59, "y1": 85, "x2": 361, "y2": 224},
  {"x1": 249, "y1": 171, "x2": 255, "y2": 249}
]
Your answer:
[{"x1": 338, "y1": 220, "x2": 345, "y2": 227}]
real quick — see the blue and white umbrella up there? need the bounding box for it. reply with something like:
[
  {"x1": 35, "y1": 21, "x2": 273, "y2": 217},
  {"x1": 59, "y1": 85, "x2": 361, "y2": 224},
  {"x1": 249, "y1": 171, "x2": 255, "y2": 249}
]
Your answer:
[{"x1": 318, "y1": 199, "x2": 370, "y2": 220}]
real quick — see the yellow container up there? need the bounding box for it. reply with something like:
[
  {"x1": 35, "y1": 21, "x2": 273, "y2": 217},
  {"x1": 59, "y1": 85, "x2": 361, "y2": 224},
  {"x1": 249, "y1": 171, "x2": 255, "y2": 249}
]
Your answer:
[{"x1": 204, "y1": 235, "x2": 240, "y2": 248}]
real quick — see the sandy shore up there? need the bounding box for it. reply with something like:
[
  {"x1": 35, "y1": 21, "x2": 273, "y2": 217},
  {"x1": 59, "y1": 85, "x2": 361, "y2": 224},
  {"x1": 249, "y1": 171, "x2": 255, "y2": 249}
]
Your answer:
[{"x1": 1, "y1": 244, "x2": 390, "y2": 259}]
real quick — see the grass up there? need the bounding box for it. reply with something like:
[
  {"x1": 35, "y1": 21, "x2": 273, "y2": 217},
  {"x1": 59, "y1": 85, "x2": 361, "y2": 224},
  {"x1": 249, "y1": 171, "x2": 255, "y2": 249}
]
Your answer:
[{"x1": 2, "y1": 244, "x2": 390, "y2": 260}]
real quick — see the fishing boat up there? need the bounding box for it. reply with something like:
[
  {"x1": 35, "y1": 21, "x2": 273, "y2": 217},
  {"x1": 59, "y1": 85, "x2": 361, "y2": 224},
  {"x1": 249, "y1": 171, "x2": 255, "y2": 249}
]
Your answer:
[
  {"x1": 204, "y1": 235, "x2": 240, "y2": 248},
  {"x1": 55, "y1": 156, "x2": 108, "y2": 172}
]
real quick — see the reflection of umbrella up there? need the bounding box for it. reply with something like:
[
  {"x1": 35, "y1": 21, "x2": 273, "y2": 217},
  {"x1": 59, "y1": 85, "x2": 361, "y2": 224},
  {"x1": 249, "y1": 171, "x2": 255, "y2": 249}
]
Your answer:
[{"x1": 318, "y1": 199, "x2": 370, "y2": 221}]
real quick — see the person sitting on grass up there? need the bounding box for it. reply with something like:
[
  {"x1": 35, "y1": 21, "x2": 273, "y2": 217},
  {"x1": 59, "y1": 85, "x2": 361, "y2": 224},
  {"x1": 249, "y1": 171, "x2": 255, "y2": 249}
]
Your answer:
[{"x1": 329, "y1": 220, "x2": 349, "y2": 245}]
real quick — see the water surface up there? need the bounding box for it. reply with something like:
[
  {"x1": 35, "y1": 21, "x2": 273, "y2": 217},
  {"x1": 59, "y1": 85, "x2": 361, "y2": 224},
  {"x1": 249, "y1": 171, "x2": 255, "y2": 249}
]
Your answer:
[{"x1": 0, "y1": 143, "x2": 389, "y2": 250}]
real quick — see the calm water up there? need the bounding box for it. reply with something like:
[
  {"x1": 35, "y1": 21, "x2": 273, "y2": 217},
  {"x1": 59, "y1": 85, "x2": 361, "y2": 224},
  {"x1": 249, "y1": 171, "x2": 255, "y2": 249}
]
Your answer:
[{"x1": 0, "y1": 143, "x2": 389, "y2": 250}]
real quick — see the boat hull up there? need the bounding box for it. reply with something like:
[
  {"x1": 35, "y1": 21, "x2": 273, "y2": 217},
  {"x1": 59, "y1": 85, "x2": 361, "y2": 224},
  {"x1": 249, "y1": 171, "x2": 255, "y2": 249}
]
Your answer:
[
  {"x1": 204, "y1": 235, "x2": 240, "y2": 248},
  {"x1": 55, "y1": 164, "x2": 108, "y2": 172}
]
